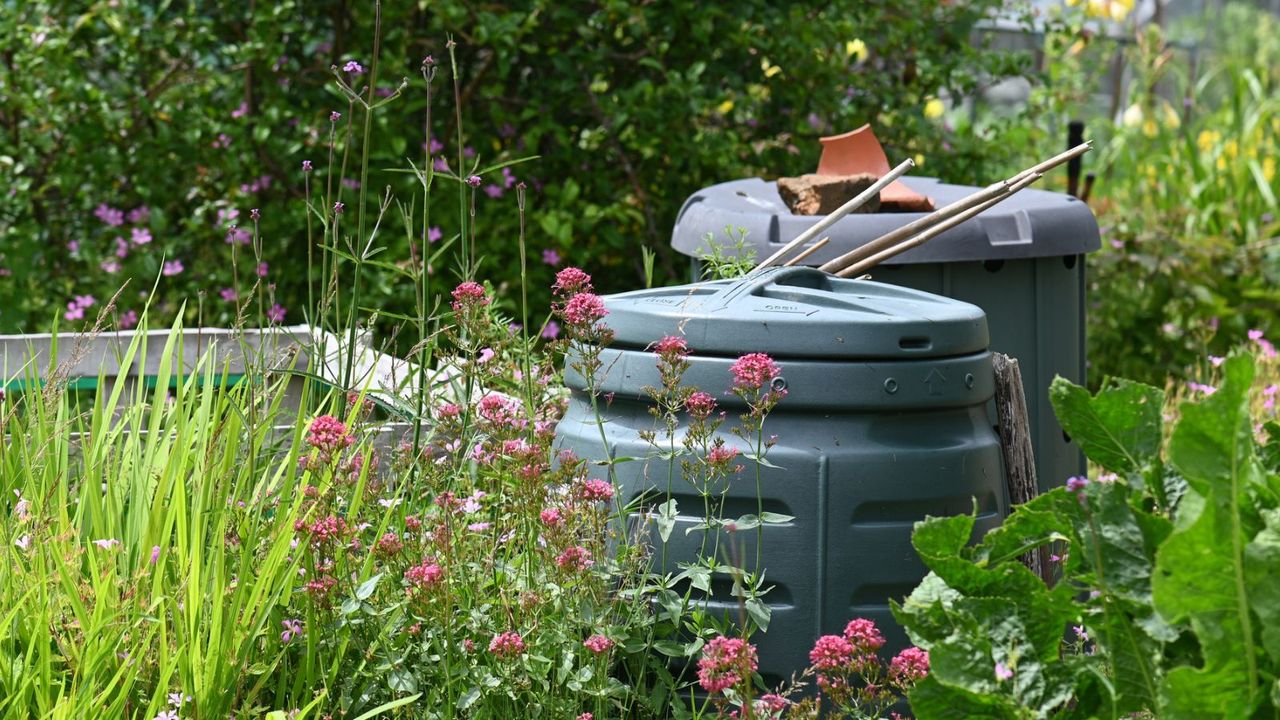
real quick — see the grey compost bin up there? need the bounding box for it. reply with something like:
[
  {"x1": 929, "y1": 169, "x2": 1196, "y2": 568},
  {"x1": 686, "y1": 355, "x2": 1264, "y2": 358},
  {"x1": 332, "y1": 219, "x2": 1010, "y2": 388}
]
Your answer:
[
  {"x1": 672, "y1": 175, "x2": 1101, "y2": 493},
  {"x1": 554, "y1": 266, "x2": 1010, "y2": 684}
]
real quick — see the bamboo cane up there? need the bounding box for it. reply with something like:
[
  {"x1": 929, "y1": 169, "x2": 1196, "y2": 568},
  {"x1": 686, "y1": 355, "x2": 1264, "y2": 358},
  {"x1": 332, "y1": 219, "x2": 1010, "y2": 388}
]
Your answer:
[
  {"x1": 782, "y1": 237, "x2": 830, "y2": 266},
  {"x1": 835, "y1": 173, "x2": 1042, "y2": 278},
  {"x1": 755, "y1": 158, "x2": 915, "y2": 271},
  {"x1": 819, "y1": 142, "x2": 1092, "y2": 275}
]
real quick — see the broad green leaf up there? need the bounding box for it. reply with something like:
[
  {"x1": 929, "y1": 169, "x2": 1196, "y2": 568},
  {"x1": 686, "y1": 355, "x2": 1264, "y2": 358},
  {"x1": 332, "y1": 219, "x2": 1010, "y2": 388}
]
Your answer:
[
  {"x1": 1049, "y1": 376, "x2": 1164, "y2": 475},
  {"x1": 745, "y1": 597, "x2": 771, "y2": 632},
  {"x1": 1154, "y1": 353, "x2": 1265, "y2": 717},
  {"x1": 1245, "y1": 508, "x2": 1280, "y2": 665},
  {"x1": 656, "y1": 499, "x2": 677, "y2": 543},
  {"x1": 908, "y1": 674, "x2": 1017, "y2": 719},
  {"x1": 355, "y1": 573, "x2": 383, "y2": 601}
]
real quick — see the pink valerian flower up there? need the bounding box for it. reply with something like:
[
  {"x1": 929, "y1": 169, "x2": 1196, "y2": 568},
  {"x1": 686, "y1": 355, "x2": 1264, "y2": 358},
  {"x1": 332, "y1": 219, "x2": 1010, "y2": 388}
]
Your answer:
[
  {"x1": 706, "y1": 445, "x2": 740, "y2": 468},
  {"x1": 553, "y1": 267, "x2": 592, "y2": 296},
  {"x1": 404, "y1": 558, "x2": 445, "y2": 593},
  {"x1": 375, "y1": 532, "x2": 403, "y2": 556},
  {"x1": 94, "y1": 204, "x2": 125, "y2": 226},
  {"x1": 562, "y1": 293, "x2": 608, "y2": 326},
  {"x1": 576, "y1": 479, "x2": 615, "y2": 503},
  {"x1": 305, "y1": 415, "x2": 354, "y2": 459},
  {"x1": 267, "y1": 304, "x2": 286, "y2": 323},
  {"x1": 304, "y1": 575, "x2": 338, "y2": 600},
  {"x1": 653, "y1": 335, "x2": 689, "y2": 361},
  {"x1": 162, "y1": 260, "x2": 184, "y2": 276},
  {"x1": 730, "y1": 353, "x2": 781, "y2": 390},
  {"x1": 809, "y1": 634, "x2": 856, "y2": 670},
  {"x1": 489, "y1": 631, "x2": 526, "y2": 657},
  {"x1": 686, "y1": 391, "x2": 717, "y2": 419},
  {"x1": 304, "y1": 515, "x2": 349, "y2": 547},
  {"x1": 755, "y1": 694, "x2": 789, "y2": 716},
  {"x1": 280, "y1": 618, "x2": 304, "y2": 643},
  {"x1": 342, "y1": 60, "x2": 365, "y2": 74},
  {"x1": 843, "y1": 618, "x2": 886, "y2": 654},
  {"x1": 540, "y1": 507, "x2": 565, "y2": 527},
  {"x1": 697, "y1": 635, "x2": 758, "y2": 694},
  {"x1": 131, "y1": 227, "x2": 152, "y2": 245},
  {"x1": 889, "y1": 646, "x2": 930, "y2": 687},
  {"x1": 476, "y1": 394, "x2": 518, "y2": 425},
  {"x1": 542, "y1": 248, "x2": 561, "y2": 266},
  {"x1": 450, "y1": 281, "x2": 490, "y2": 311},
  {"x1": 583, "y1": 634, "x2": 614, "y2": 654},
  {"x1": 556, "y1": 545, "x2": 594, "y2": 572}
]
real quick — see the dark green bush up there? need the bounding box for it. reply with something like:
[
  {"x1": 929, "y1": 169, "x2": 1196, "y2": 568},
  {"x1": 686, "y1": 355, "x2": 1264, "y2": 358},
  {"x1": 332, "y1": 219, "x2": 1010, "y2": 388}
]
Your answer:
[{"x1": 0, "y1": 0, "x2": 1029, "y2": 333}]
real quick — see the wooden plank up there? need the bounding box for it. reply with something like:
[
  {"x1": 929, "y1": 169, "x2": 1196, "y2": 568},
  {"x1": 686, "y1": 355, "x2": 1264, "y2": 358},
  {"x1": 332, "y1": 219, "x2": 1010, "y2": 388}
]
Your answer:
[{"x1": 993, "y1": 352, "x2": 1053, "y2": 584}]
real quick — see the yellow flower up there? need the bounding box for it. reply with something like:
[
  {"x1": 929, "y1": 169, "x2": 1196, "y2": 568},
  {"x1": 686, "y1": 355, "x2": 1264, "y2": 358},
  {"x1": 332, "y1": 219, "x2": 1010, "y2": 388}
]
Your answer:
[
  {"x1": 1265, "y1": 157, "x2": 1276, "y2": 182},
  {"x1": 761, "y1": 59, "x2": 781, "y2": 78},
  {"x1": 1158, "y1": 102, "x2": 1180, "y2": 130},
  {"x1": 1197, "y1": 130, "x2": 1221, "y2": 153},
  {"x1": 716, "y1": 99, "x2": 734, "y2": 115},
  {"x1": 1224, "y1": 140, "x2": 1239, "y2": 159},
  {"x1": 914, "y1": 153, "x2": 925, "y2": 167},
  {"x1": 1078, "y1": 0, "x2": 1134, "y2": 20},
  {"x1": 1142, "y1": 119, "x2": 1158, "y2": 138},
  {"x1": 923, "y1": 98, "x2": 945, "y2": 119},
  {"x1": 845, "y1": 39, "x2": 868, "y2": 62}
]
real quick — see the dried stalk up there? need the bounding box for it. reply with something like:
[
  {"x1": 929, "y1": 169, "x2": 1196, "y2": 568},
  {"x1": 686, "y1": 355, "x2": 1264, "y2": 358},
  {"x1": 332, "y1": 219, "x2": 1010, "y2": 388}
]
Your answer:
[{"x1": 782, "y1": 237, "x2": 830, "y2": 266}]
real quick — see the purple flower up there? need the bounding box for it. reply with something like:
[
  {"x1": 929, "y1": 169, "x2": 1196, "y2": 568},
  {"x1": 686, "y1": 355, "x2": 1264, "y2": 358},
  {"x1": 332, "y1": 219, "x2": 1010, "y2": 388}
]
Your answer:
[
  {"x1": 153, "y1": 711, "x2": 178, "y2": 720},
  {"x1": 995, "y1": 662, "x2": 1013, "y2": 681},
  {"x1": 483, "y1": 184, "x2": 503, "y2": 198},
  {"x1": 74, "y1": 295, "x2": 96, "y2": 309},
  {"x1": 14, "y1": 535, "x2": 30, "y2": 551},
  {"x1": 499, "y1": 122, "x2": 517, "y2": 139},
  {"x1": 542, "y1": 248, "x2": 561, "y2": 266},
  {"x1": 302, "y1": 159, "x2": 314, "y2": 173},
  {"x1": 330, "y1": 111, "x2": 342, "y2": 123},
  {"x1": 226, "y1": 227, "x2": 251, "y2": 245},
  {"x1": 67, "y1": 240, "x2": 79, "y2": 253},
  {"x1": 502, "y1": 166, "x2": 517, "y2": 188},
  {"x1": 1065, "y1": 476, "x2": 1089, "y2": 492},
  {"x1": 433, "y1": 157, "x2": 450, "y2": 172},
  {"x1": 232, "y1": 101, "x2": 249, "y2": 119},
  {"x1": 94, "y1": 204, "x2": 125, "y2": 226},
  {"x1": 100, "y1": 260, "x2": 121, "y2": 274},
  {"x1": 64, "y1": 303, "x2": 84, "y2": 321},
  {"x1": 343, "y1": 60, "x2": 365, "y2": 74},
  {"x1": 333, "y1": 201, "x2": 345, "y2": 214},
  {"x1": 219, "y1": 287, "x2": 237, "y2": 302},
  {"x1": 256, "y1": 262, "x2": 269, "y2": 277},
  {"x1": 250, "y1": 208, "x2": 261, "y2": 221},
  {"x1": 92, "y1": 538, "x2": 121, "y2": 550},
  {"x1": 463, "y1": 146, "x2": 476, "y2": 158},
  {"x1": 422, "y1": 55, "x2": 435, "y2": 66},
  {"x1": 162, "y1": 260, "x2": 184, "y2": 276},
  {"x1": 150, "y1": 546, "x2": 161, "y2": 564},
  {"x1": 127, "y1": 206, "x2": 150, "y2": 224},
  {"x1": 281, "y1": 618, "x2": 304, "y2": 643},
  {"x1": 268, "y1": 304, "x2": 286, "y2": 323},
  {"x1": 131, "y1": 227, "x2": 152, "y2": 246},
  {"x1": 1188, "y1": 382, "x2": 1218, "y2": 396},
  {"x1": 167, "y1": 692, "x2": 191, "y2": 708},
  {"x1": 119, "y1": 310, "x2": 138, "y2": 330},
  {"x1": 541, "y1": 320, "x2": 560, "y2": 340},
  {"x1": 427, "y1": 226, "x2": 443, "y2": 243},
  {"x1": 1073, "y1": 625, "x2": 1089, "y2": 642},
  {"x1": 466, "y1": 175, "x2": 482, "y2": 187}
]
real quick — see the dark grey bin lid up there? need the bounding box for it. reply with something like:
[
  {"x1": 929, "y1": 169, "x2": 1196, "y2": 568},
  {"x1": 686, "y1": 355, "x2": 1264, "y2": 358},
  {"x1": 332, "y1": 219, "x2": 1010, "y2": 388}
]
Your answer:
[
  {"x1": 603, "y1": 266, "x2": 988, "y2": 360},
  {"x1": 671, "y1": 176, "x2": 1100, "y2": 265}
]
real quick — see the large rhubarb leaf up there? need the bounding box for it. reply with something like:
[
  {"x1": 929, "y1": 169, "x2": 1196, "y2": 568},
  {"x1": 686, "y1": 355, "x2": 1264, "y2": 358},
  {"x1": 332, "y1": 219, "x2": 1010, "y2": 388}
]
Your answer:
[{"x1": 1153, "y1": 353, "x2": 1266, "y2": 718}]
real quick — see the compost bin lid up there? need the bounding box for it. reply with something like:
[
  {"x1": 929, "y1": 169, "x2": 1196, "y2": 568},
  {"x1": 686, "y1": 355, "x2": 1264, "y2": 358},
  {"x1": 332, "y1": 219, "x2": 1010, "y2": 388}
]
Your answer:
[
  {"x1": 671, "y1": 176, "x2": 1100, "y2": 265},
  {"x1": 602, "y1": 266, "x2": 988, "y2": 360}
]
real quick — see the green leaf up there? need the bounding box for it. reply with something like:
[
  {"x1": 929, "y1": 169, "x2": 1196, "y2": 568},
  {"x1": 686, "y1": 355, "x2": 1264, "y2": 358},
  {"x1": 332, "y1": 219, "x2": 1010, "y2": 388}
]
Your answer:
[
  {"x1": 1245, "y1": 508, "x2": 1280, "y2": 665},
  {"x1": 1049, "y1": 375, "x2": 1164, "y2": 476},
  {"x1": 350, "y1": 693, "x2": 422, "y2": 720},
  {"x1": 745, "y1": 597, "x2": 771, "y2": 632},
  {"x1": 1153, "y1": 353, "x2": 1265, "y2": 717},
  {"x1": 355, "y1": 573, "x2": 383, "y2": 601},
  {"x1": 759, "y1": 512, "x2": 794, "y2": 524},
  {"x1": 656, "y1": 499, "x2": 677, "y2": 543},
  {"x1": 457, "y1": 687, "x2": 481, "y2": 710}
]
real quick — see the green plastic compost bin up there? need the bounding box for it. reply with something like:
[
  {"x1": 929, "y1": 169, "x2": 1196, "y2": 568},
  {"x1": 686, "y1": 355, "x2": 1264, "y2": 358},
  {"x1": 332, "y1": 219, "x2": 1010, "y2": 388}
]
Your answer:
[
  {"x1": 554, "y1": 266, "x2": 1010, "y2": 684},
  {"x1": 672, "y1": 176, "x2": 1100, "y2": 493}
]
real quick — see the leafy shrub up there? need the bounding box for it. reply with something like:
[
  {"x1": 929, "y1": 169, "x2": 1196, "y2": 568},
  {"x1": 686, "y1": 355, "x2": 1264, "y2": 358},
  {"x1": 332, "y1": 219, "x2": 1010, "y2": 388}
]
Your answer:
[
  {"x1": 893, "y1": 335, "x2": 1280, "y2": 718},
  {"x1": 0, "y1": 0, "x2": 1030, "y2": 333}
]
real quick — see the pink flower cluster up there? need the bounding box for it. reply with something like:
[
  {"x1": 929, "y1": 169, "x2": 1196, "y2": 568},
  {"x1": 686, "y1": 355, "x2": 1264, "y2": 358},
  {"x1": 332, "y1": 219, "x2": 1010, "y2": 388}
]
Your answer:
[
  {"x1": 653, "y1": 335, "x2": 689, "y2": 360},
  {"x1": 730, "y1": 353, "x2": 781, "y2": 390},
  {"x1": 305, "y1": 415, "x2": 354, "y2": 459},
  {"x1": 555, "y1": 545, "x2": 594, "y2": 572},
  {"x1": 451, "y1": 281, "x2": 489, "y2": 312},
  {"x1": 889, "y1": 646, "x2": 930, "y2": 686},
  {"x1": 404, "y1": 558, "x2": 445, "y2": 593},
  {"x1": 686, "y1": 391, "x2": 717, "y2": 419},
  {"x1": 842, "y1": 618, "x2": 886, "y2": 654},
  {"x1": 552, "y1": 267, "x2": 592, "y2": 296},
  {"x1": 583, "y1": 634, "x2": 613, "y2": 654},
  {"x1": 576, "y1": 478, "x2": 614, "y2": 503},
  {"x1": 489, "y1": 631, "x2": 526, "y2": 658},
  {"x1": 562, "y1": 293, "x2": 608, "y2": 327},
  {"x1": 809, "y1": 634, "x2": 856, "y2": 670},
  {"x1": 697, "y1": 635, "x2": 758, "y2": 694}
]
